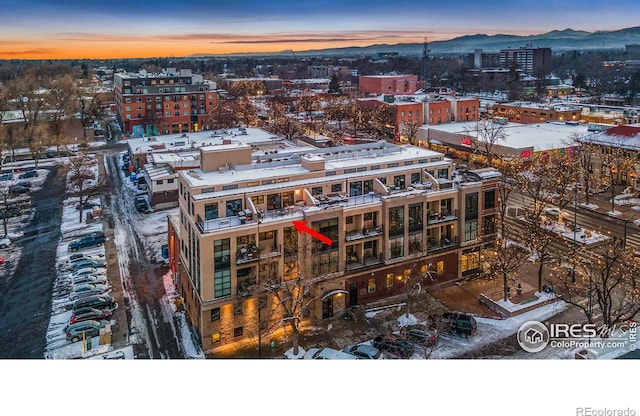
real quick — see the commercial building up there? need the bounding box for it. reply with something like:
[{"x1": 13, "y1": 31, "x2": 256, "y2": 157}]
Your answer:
[
  {"x1": 499, "y1": 47, "x2": 552, "y2": 75},
  {"x1": 420, "y1": 120, "x2": 591, "y2": 163},
  {"x1": 114, "y1": 68, "x2": 217, "y2": 137},
  {"x1": 359, "y1": 74, "x2": 419, "y2": 95},
  {"x1": 492, "y1": 102, "x2": 582, "y2": 124},
  {"x1": 171, "y1": 140, "x2": 500, "y2": 353}
]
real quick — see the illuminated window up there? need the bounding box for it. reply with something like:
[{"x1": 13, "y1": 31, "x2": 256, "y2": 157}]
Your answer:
[
  {"x1": 436, "y1": 261, "x2": 444, "y2": 274},
  {"x1": 211, "y1": 333, "x2": 221, "y2": 343},
  {"x1": 386, "y1": 273, "x2": 394, "y2": 288},
  {"x1": 368, "y1": 278, "x2": 376, "y2": 293}
]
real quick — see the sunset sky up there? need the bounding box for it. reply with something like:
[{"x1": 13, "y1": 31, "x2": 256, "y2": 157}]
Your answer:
[{"x1": 1, "y1": 0, "x2": 639, "y2": 59}]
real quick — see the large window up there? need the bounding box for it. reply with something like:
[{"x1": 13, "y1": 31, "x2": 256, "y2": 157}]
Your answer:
[
  {"x1": 483, "y1": 215, "x2": 496, "y2": 236},
  {"x1": 388, "y1": 207, "x2": 404, "y2": 236},
  {"x1": 461, "y1": 250, "x2": 480, "y2": 274},
  {"x1": 267, "y1": 193, "x2": 282, "y2": 210},
  {"x1": 484, "y1": 189, "x2": 496, "y2": 210},
  {"x1": 464, "y1": 220, "x2": 478, "y2": 242},
  {"x1": 214, "y1": 239, "x2": 230, "y2": 268},
  {"x1": 226, "y1": 199, "x2": 242, "y2": 217},
  {"x1": 393, "y1": 175, "x2": 405, "y2": 189},
  {"x1": 349, "y1": 181, "x2": 363, "y2": 197},
  {"x1": 214, "y1": 269, "x2": 231, "y2": 297},
  {"x1": 389, "y1": 236, "x2": 404, "y2": 259},
  {"x1": 409, "y1": 203, "x2": 423, "y2": 231},
  {"x1": 465, "y1": 192, "x2": 479, "y2": 220},
  {"x1": 408, "y1": 233, "x2": 423, "y2": 254},
  {"x1": 204, "y1": 202, "x2": 218, "y2": 221}
]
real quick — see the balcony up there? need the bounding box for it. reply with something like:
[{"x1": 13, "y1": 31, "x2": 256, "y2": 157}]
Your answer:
[
  {"x1": 427, "y1": 209, "x2": 458, "y2": 225},
  {"x1": 236, "y1": 244, "x2": 259, "y2": 265},
  {"x1": 345, "y1": 225, "x2": 383, "y2": 242},
  {"x1": 345, "y1": 252, "x2": 384, "y2": 271},
  {"x1": 426, "y1": 236, "x2": 460, "y2": 253}
]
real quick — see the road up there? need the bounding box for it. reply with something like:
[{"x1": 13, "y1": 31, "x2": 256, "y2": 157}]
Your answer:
[
  {"x1": 0, "y1": 165, "x2": 67, "y2": 358},
  {"x1": 104, "y1": 149, "x2": 184, "y2": 359}
]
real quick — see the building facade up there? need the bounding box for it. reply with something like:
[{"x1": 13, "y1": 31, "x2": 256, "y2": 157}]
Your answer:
[
  {"x1": 499, "y1": 47, "x2": 552, "y2": 75},
  {"x1": 172, "y1": 140, "x2": 499, "y2": 353},
  {"x1": 359, "y1": 75, "x2": 419, "y2": 95},
  {"x1": 492, "y1": 102, "x2": 581, "y2": 124},
  {"x1": 114, "y1": 68, "x2": 217, "y2": 137}
]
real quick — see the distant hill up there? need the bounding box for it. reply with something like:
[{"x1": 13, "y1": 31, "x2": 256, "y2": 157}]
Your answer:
[{"x1": 198, "y1": 26, "x2": 640, "y2": 58}]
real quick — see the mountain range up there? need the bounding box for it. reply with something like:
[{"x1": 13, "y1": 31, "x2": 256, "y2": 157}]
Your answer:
[{"x1": 210, "y1": 26, "x2": 640, "y2": 58}]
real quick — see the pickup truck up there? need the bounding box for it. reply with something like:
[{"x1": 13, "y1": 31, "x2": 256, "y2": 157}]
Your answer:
[{"x1": 68, "y1": 232, "x2": 105, "y2": 252}]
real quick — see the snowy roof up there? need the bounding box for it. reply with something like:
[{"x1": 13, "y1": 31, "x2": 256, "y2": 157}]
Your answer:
[
  {"x1": 581, "y1": 125, "x2": 640, "y2": 151},
  {"x1": 185, "y1": 142, "x2": 446, "y2": 192},
  {"x1": 126, "y1": 127, "x2": 287, "y2": 154},
  {"x1": 425, "y1": 121, "x2": 590, "y2": 152}
]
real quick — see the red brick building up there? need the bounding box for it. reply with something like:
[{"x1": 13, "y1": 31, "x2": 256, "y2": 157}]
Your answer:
[
  {"x1": 359, "y1": 75, "x2": 419, "y2": 95},
  {"x1": 114, "y1": 68, "x2": 218, "y2": 137}
]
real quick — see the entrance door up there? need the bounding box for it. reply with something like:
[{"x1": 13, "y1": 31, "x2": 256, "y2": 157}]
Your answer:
[
  {"x1": 349, "y1": 283, "x2": 358, "y2": 307},
  {"x1": 322, "y1": 296, "x2": 333, "y2": 319}
]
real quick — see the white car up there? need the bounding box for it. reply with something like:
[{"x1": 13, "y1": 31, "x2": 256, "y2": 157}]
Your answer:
[
  {"x1": 0, "y1": 235, "x2": 11, "y2": 249},
  {"x1": 69, "y1": 283, "x2": 109, "y2": 300}
]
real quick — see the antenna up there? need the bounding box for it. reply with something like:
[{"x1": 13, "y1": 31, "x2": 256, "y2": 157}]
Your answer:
[{"x1": 421, "y1": 37, "x2": 430, "y2": 90}]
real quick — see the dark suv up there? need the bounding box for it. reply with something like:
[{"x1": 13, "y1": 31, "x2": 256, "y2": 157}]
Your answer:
[
  {"x1": 69, "y1": 294, "x2": 116, "y2": 311},
  {"x1": 429, "y1": 312, "x2": 477, "y2": 338},
  {"x1": 67, "y1": 232, "x2": 105, "y2": 252}
]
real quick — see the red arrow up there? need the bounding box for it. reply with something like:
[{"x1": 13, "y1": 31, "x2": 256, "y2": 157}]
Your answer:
[{"x1": 292, "y1": 221, "x2": 333, "y2": 245}]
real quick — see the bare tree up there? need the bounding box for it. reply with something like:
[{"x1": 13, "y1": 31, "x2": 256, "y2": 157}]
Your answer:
[
  {"x1": 469, "y1": 117, "x2": 507, "y2": 168},
  {"x1": 266, "y1": 100, "x2": 301, "y2": 140},
  {"x1": 324, "y1": 97, "x2": 353, "y2": 139},
  {"x1": 557, "y1": 239, "x2": 640, "y2": 328},
  {"x1": 493, "y1": 161, "x2": 528, "y2": 300},
  {"x1": 400, "y1": 261, "x2": 436, "y2": 319},
  {"x1": 570, "y1": 133, "x2": 597, "y2": 206},
  {"x1": 401, "y1": 120, "x2": 422, "y2": 145},
  {"x1": 67, "y1": 151, "x2": 106, "y2": 223},
  {"x1": 44, "y1": 74, "x2": 77, "y2": 155},
  {"x1": 517, "y1": 156, "x2": 558, "y2": 292}
]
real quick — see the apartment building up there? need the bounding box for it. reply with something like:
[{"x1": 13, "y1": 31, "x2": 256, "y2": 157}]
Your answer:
[
  {"x1": 114, "y1": 68, "x2": 217, "y2": 137},
  {"x1": 492, "y1": 102, "x2": 581, "y2": 124},
  {"x1": 171, "y1": 140, "x2": 500, "y2": 353},
  {"x1": 499, "y1": 47, "x2": 551, "y2": 75}
]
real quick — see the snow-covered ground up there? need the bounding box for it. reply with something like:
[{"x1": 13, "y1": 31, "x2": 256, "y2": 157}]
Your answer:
[{"x1": 39, "y1": 148, "x2": 203, "y2": 359}]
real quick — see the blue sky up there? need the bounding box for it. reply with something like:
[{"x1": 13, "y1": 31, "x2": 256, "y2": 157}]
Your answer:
[{"x1": 1, "y1": 0, "x2": 638, "y2": 58}]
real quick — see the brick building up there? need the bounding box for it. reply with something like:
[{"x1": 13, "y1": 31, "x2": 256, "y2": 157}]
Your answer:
[
  {"x1": 114, "y1": 68, "x2": 217, "y2": 137},
  {"x1": 170, "y1": 140, "x2": 500, "y2": 353},
  {"x1": 359, "y1": 75, "x2": 419, "y2": 95}
]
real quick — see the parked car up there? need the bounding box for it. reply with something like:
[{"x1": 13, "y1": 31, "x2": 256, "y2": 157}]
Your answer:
[
  {"x1": 342, "y1": 344, "x2": 383, "y2": 359},
  {"x1": 67, "y1": 232, "x2": 105, "y2": 252},
  {"x1": 401, "y1": 326, "x2": 438, "y2": 346},
  {"x1": 69, "y1": 307, "x2": 112, "y2": 324},
  {"x1": 75, "y1": 200, "x2": 101, "y2": 210},
  {"x1": 0, "y1": 235, "x2": 11, "y2": 249},
  {"x1": 303, "y1": 347, "x2": 359, "y2": 360},
  {"x1": 372, "y1": 335, "x2": 415, "y2": 358},
  {"x1": 18, "y1": 171, "x2": 38, "y2": 179},
  {"x1": 69, "y1": 275, "x2": 108, "y2": 287},
  {"x1": 8, "y1": 184, "x2": 30, "y2": 195},
  {"x1": 70, "y1": 294, "x2": 116, "y2": 311},
  {"x1": 66, "y1": 259, "x2": 106, "y2": 272},
  {"x1": 69, "y1": 283, "x2": 109, "y2": 300},
  {"x1": 69, "y1": 267, "x2": 105, "y2": 278},
  {"x1": 65, "y1": 320, "x2": 105, "y2": 342},
  {"x1": 0, "y1": 207, "x2": 22, "y2": 219},
  {"x1": 429, "y1": 313, "x2": 477, "y2": 338},
  {"x1": 0, "y1": 173, "x2": 13, "y2": 181},
  {"x1": 134, "y1": 195, "x2": 148, "y2": 212}
]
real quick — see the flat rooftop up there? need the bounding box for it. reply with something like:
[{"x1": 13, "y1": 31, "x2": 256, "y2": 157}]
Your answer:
[{"x1": 425, "y1": 121, "x2": 591, "y2": 152}]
